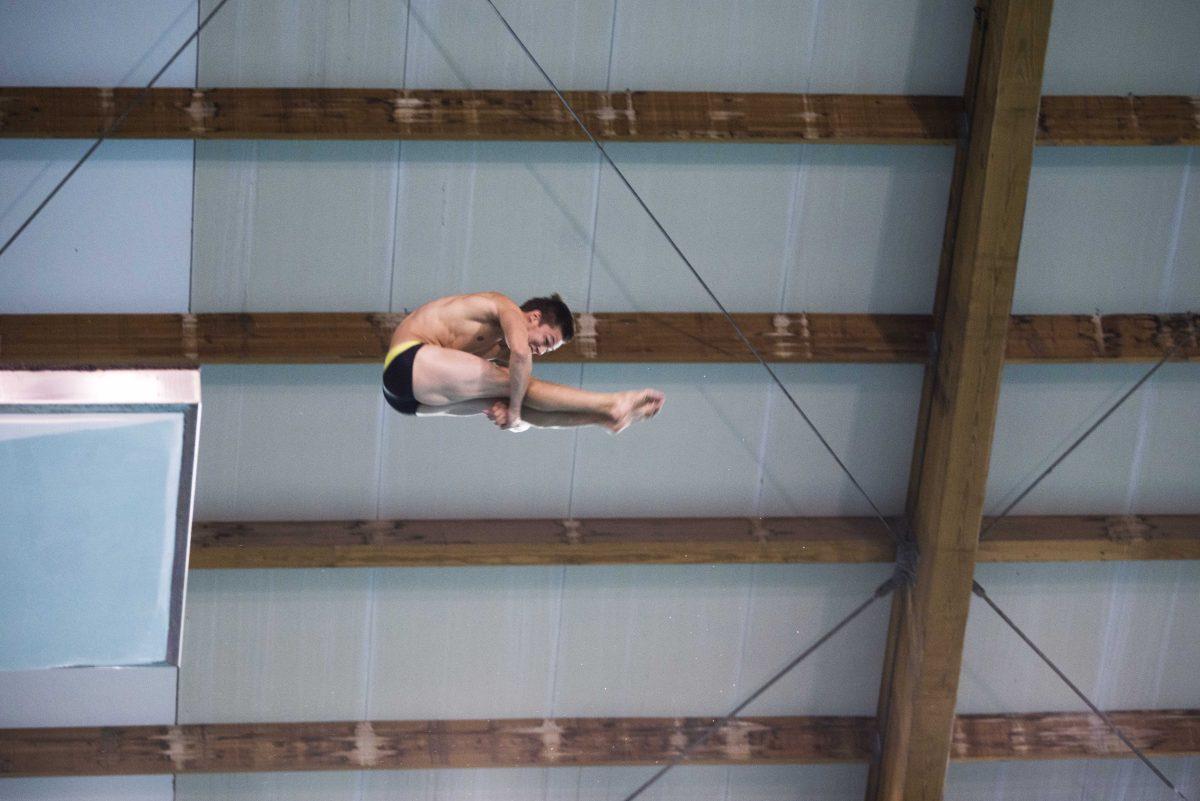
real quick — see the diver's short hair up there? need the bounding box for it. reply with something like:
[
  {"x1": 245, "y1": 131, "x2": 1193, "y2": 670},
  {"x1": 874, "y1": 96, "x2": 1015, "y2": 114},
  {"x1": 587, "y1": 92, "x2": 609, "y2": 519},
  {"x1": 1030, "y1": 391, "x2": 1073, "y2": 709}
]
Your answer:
[{"x1": 520, "y1": 294, "x2": 574, "y2": 342}]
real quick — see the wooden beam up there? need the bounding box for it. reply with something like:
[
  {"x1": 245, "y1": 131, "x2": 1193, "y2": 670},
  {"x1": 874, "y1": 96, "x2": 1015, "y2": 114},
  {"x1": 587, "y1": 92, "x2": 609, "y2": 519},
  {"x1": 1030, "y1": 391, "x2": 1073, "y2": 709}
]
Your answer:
[
  {"x1": 1036, "y1": 95, "x2": 1200, "y2": 146},
  {"x1": 1, "y1": 88, "x2": 1196, "y2": 145},
  {"x1": 1, "y1": 312, "x2": 1195, "y2": 367},
  {"x1": 3, "y1": 715, "x2": 873, "y2": 776},
  {"x1": 4, "y1": 710, "x2": 1197, "y2": 777},
  {"x1": 953, "y1": 709, "x2": 1200, "y2": 760},
  {"x1": 978, "y1": 514, "x2": 1200, "y2": 562},
  {"x1": 188, "y1": 515, "x2": 1200, "y2": 569},
  {"x1": 869, "y1": 1, "x2": 1055, "y2": 799},
  {"x1": 189, "y1": 517, "x2": 893, "y2": 568}
]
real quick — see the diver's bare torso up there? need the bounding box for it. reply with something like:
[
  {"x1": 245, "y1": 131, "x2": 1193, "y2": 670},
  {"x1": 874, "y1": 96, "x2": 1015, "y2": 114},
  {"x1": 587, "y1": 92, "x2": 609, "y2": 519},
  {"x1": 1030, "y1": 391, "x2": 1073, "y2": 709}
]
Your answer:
[{"x1": 391, "y1": 293, "x2": 511, "y2": 362}]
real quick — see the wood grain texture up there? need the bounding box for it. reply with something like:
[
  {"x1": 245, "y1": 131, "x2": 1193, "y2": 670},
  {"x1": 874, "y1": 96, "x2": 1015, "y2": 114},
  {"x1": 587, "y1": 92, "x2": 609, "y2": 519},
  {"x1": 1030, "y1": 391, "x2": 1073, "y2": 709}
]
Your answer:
[
  {"x1": 1, "y1": 312, "x2": 1194, "y2": 367},
  {"x1": 189, "y1": 517, "x2": 895, "y2": 568},
  {"x1": 187, "y1": 515, "x2": 1200, "y2": 568},
  {"x1": 0, "y1": 716, "x2": 875, "y2": 776},
  {"x1": 952, "y1": 709, "x2": 1200, "y2": 760},
  {"x1": 4, "y1": 710, "x2": 1196, "y2": 777},
  {"x1": 870, "y1": 1, "x2": 1056, "y2": 799},
  {"x1": 978, "y1": 515, "x2": 1200, "y2": 562},
  {"x1": 1, "y1": 88, "x2": 1195, "y2": 145}
]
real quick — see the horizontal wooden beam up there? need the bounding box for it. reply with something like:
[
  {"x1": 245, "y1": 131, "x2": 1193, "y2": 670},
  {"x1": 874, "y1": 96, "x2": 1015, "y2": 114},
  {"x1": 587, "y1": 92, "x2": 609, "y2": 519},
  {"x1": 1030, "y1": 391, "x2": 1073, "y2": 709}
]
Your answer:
[
  {"x1": 3, "y1": 710, "x2": 1195, "y2": 777},
  {"x1": 189, "y1": 515, "x2": 1200, "y2": 568},
  {"x1": 978, "y1": 514, "x2": 1200, "y2": 562},
  {"x1": 2, "y1": 716, "x2": 872, "y2": 777},
  {"x1": 1, "y1": 312, "x2": 1195, "y2": 367},
  {"x1": 191, "y1": 517, "x2": 895, "y2": 568},
  {"x1": 2, "y1": 88, "x2": 1197, "y2": 145},
  {"x1": 951, "y1": 709, "x2": 1200, "y2": 760}
]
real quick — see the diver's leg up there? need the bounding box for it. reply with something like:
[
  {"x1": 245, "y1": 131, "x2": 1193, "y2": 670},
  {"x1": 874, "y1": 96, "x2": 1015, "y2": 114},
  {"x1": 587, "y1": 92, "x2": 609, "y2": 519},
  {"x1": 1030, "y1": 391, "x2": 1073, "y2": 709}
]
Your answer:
[
  {"x1": 412, "y1": 345, "x2": 617, "y2": 415},
  {"x1": 411, "y1": 345, "x2": 663, "y2": 428},
  {"x1": 409, "y1": 346, "x2": 511, "y2": 406}
]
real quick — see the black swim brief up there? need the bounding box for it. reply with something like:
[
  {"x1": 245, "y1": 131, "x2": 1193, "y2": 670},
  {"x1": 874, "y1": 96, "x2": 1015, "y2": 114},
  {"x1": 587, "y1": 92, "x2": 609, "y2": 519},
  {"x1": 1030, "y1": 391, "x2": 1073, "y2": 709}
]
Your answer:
[{"x1": 382, "y1": 340, "x2": 424, "y2": 415}]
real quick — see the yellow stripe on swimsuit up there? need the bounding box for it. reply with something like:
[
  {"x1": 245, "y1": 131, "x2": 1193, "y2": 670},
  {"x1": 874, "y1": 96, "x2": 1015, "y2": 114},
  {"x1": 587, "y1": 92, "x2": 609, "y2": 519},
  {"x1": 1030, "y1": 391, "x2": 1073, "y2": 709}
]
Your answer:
[{"x1": 385, "y1": 340, "x2": 423, "y2": 369}]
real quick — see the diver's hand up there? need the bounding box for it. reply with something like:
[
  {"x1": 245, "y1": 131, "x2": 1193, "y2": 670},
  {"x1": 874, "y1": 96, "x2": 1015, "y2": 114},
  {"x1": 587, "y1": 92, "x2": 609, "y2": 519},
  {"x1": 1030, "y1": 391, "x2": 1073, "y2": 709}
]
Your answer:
[{"x1": 486, "y1": 400, "x2": 531, "y2": 432}]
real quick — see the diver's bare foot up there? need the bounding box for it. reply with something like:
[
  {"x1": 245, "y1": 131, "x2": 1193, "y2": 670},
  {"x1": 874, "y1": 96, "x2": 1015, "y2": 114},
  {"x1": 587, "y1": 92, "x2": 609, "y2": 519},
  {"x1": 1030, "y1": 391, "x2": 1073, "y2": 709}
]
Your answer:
[{"x1": 607, "y1": 389, "x2": 665, "y2": 433}]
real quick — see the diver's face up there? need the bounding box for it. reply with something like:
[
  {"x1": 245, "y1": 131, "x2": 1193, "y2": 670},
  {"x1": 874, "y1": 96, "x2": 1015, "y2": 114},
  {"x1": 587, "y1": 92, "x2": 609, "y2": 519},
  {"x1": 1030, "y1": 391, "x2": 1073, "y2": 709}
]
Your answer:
[{"x1": 526, "y1": 313, "x2": 565, "y2": 356}]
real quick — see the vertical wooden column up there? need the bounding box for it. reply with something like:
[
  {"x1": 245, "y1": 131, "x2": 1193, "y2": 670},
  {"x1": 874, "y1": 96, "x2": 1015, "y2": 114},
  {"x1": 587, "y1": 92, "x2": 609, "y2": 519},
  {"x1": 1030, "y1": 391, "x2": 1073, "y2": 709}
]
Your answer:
[{"x1": 866, "y1": 1, "x2": 1055, "y2": 799}]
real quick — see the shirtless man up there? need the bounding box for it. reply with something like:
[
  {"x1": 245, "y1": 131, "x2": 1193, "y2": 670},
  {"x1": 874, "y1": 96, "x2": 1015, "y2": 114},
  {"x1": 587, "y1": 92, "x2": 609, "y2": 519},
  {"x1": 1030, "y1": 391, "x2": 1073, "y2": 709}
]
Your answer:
[{"x1": 383, "y1": 292, "x2": 664, "y2": 433}]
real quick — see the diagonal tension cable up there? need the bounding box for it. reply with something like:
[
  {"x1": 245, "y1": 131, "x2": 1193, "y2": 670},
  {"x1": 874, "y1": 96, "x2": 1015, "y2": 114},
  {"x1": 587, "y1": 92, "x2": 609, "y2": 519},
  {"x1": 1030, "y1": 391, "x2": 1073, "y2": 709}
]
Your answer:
[
  {"x1": 980, "y1": 341, "x2": 1181, "y2": 539},
  {"x1": 0, "y1": 0, "x2": 237, "y2": 261},
  {"x1": 482, "y1": 0, "x2": 902, "y2": 544},
  {"x1": 622, "y1": 577, "x2": 896, "y2": 801},
  {"x1": 972, "y1": 581, "x2": 1190, "y2": 800},
  {"x1": 970, "y1": 343, "x2": 1189, "y2": 799}
]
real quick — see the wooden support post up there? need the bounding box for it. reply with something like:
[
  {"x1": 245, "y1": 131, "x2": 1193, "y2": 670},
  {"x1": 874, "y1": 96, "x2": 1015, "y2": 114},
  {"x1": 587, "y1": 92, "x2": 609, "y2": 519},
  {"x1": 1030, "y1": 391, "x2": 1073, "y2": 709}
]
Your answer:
[{"x1": 868, "y1": 1, "x2": 1055, "y2": 799}]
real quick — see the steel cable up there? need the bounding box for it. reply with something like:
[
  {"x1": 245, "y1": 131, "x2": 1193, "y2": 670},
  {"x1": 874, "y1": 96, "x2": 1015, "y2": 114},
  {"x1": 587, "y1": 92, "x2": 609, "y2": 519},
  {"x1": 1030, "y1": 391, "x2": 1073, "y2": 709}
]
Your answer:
[
  {"x1": 0, "y1": 0, "x2": 237, "y2": 260},
  {"x1": 482, "y1": 0, "x2": 902, "y2": 545},
  {"x1": 973, "y1": 580, "x2": 1190, "y2": 800}
]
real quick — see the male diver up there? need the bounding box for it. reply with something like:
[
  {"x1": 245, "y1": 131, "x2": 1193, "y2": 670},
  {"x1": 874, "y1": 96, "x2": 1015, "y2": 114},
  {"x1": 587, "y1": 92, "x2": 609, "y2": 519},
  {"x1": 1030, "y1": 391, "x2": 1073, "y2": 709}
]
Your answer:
[{"x1": 383, "y1": 292, "x2": 664, "y2": 433}]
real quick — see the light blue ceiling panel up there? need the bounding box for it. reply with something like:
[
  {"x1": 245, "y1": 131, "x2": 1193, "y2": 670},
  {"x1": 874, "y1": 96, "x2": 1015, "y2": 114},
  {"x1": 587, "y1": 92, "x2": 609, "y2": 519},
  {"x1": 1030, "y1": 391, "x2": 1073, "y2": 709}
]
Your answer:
[
  {"x1": 0, "y1": 0, "x2": 196, "y2": 86},
  {"x1": 609, "y1": 0, "x2": 969, "y2": 93},
  {"x1": 800, "y1": 0, "x2": 972, "y2": 94},
  {"x1": 949, "y1": 758, "x2": 1199, "y2": 801},
  {"x1": 569, "y1": 365, "x2": 770, "y2": 517},
  {"x1": 608, "y1": 0, "x2": 815, "y2": 92},
  {"x1": 0, "y1": 140, "x2": 193, "y2": 314},
  {"x1": 0, "y1": 776, "x2": 174, "y2": 801},
  {"x1": 758, "y1": 365, "x2": 924, "y2": 518},
  {"x1": 549, "y1": 563, "x2": 755, "y2": 717},
  {"x1": 197, "y1": 0, "x2": 408, "y2": 86},
  {"x1": 365, "y1": 764, "x2": 866, "y2": 801},
  {"x1": 1124, "y1": 365, "x2": 1200, "y2": 512},
  {"x1": 0, "y1": 666, "x2": 176, "y2": 727},
  {"x1": 191, "y1": 141, "x2": 399, "y2": 312},
  {"x1": 179, "y1": 569, "x2": 372, "y2": 723},
  {"x1": 1042, "y1": 0, "x2": 1200, "y2": 94},
  {"x1": 986, "y1": 364, "x2": 1196, "y2": 516},
  {"x1": 783, "y1": 146, "x2": 952, "y2": 314},
  {"x1": 960, "y1": 562, "x2": 1200, "y2": 713},
  {"x1": 694, "y1": 564, "x2": 889, "y2": 717},
  {"x1": 391, "y1": 142, "x2": 597, "y2": 315},
  {"x1": 1015, "y1": 148, "x2": 1200, "y2": 314},
  {"x1": 178, "y1": 771, "x2": 360, "y2": 801},
  {"x1": 366, "y1": 566, "x2": 562, "y2": 719},
  {"x1": 589, "y1": 143, "x2": 802, "y2": 312},
  {"x1": 378, "y1": 362, "x2": 581, "y2": 519},
  {"x1": 1174, "y1": 151, "x2": 1200, "y2": 305},
  {"x1": 405, "y1": 0, "x2": 615, "y2": 90},
  {"x1": 195, "y1": 365, "x2": 383, "y2": 521},
  {"x1": 716, "y1": 765, "x2": 867, "y2": 801},
  {"x1": 180, "y1": 765, "x2": 867, "y2": 801},
  {"x1": 550, "y1": 564, "x2": 888, "y2": 718}
]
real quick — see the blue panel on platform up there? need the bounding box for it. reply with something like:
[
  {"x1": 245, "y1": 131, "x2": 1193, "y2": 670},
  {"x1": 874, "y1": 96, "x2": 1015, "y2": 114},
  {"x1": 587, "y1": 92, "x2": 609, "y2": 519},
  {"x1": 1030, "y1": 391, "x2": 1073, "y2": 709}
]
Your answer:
[{"x1": 0, "y1": 415, "x2": 183, "y2": 670}]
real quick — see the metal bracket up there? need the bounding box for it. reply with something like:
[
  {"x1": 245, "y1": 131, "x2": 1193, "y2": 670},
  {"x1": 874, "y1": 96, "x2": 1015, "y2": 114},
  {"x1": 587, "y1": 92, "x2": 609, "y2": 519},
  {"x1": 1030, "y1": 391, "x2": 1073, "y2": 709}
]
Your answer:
[{"x1": 892, "y1": 519, "x2": 919, "y2": 586}]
